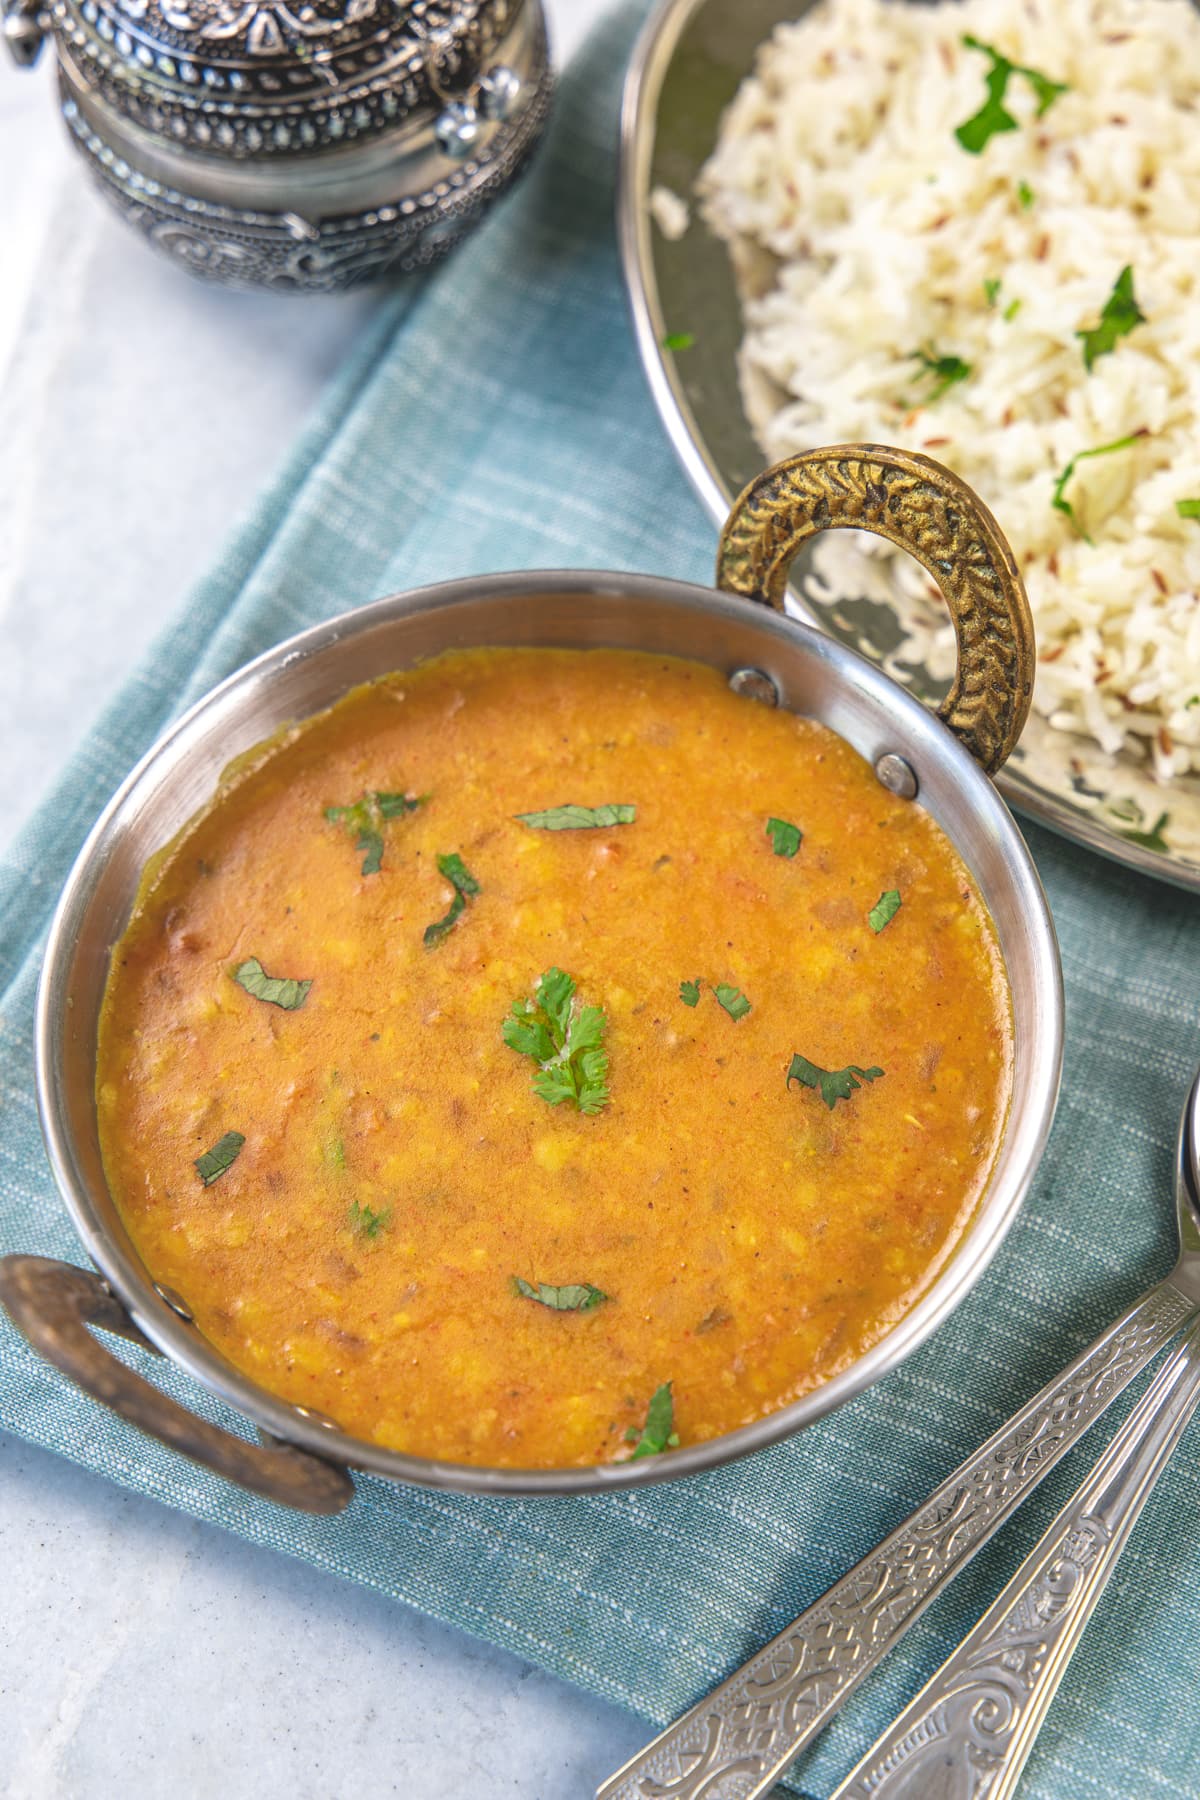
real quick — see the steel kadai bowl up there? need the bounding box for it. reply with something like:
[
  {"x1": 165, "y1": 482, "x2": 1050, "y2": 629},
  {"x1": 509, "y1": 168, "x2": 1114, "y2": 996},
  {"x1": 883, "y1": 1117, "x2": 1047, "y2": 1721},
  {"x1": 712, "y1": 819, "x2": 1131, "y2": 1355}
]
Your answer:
[{"x1": 0, "y1": 446, "x2": 1063, "y2": 1513}]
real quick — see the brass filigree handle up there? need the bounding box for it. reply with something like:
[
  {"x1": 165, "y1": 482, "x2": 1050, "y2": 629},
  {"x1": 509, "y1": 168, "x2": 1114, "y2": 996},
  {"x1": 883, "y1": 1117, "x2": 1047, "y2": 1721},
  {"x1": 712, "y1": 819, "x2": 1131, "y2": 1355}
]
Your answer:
[
  {"x1": 715, "y1": 444, "x2": 1035, "y2": 775},
  {"x1": 0, "y1": 1255, "x2": 354, "y2": 1515}
]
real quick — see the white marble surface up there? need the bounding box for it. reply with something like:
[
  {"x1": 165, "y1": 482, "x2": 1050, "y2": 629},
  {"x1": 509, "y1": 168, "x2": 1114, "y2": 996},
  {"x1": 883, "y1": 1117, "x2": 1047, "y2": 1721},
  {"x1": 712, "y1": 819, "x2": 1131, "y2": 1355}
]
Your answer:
[{"x1": 0, "y1": 2, "x2": 657, "y2": 1793}]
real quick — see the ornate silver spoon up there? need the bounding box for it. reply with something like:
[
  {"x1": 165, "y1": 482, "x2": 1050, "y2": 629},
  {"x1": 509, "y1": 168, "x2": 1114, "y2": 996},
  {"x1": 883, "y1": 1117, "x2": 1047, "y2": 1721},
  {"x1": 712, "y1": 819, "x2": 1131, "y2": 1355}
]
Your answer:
[
  {"x1": 832, "y1": 1298, "x2": 1200, "y2": 1798},
  {"x1": 598, "y1": 1068, "x2": 1200, "y2": 1800}
]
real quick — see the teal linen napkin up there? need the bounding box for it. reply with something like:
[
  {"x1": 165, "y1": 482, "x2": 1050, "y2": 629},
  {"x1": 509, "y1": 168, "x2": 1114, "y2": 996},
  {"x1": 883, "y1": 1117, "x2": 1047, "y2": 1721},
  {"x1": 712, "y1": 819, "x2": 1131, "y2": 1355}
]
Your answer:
[{"x1": 3, "y1": 8, "x2": 1199, "y2": 1796}]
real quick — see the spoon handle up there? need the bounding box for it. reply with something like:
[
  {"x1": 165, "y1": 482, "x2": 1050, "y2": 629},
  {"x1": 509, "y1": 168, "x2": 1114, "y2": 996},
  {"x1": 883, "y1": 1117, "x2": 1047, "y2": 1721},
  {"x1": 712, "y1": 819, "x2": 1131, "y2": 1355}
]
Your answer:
[
  {"x1": 596, "y1": 1281, "x2": 1193, "y2": 1800},
  {"x1": 832, "y1": 1310, "x2": 1200, "y2": 1800}
]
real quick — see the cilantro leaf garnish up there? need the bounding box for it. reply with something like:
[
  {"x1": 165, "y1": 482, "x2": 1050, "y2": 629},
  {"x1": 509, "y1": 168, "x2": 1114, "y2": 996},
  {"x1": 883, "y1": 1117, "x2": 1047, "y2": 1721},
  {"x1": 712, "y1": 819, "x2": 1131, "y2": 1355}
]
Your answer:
[
  {"x1": 787, "y1": 1054, "x2": 884, "y2": 1110},
  {"x1": 511, "y1": 1277, "x2": 609, "y2": 1312},
  {"x1": 1077, "y1": 266, "x2": 1146, "y2": 372},
  {"x1": 1003, "y1": 297, "x2": 1022, "y2": 322},
  {"x1": 1176, "y1": 500, "x2": 1200, "y2": 520},
  {"x1": 1017, "y1": 179, "x2": 1036, "y2": 209},
  {"x1": 662, "y1": 331, "x2": 695, "y2": 352},
  {"x1": 983, "y1": 277, "x2": 1002, "y2": 307},
  {"x1": 625, "y1": 1381, "x2": 679, "y2": 1459},
  {"x1": 503, "y1": 967, "x2": 610, "y2": 1115},
  {"x1": 423, "y1": 852, "x2": 480, "y2": 947},
  {"x1": 1118, "y1": 811, "x2": 1170, "y2": 854},
  {"x1": 1021, "y1": 67, "x2": 1068, "y2": 116},
  {"x1": 1052, "y1": 432, "x2": 1145, "y2": 541},
  {"x1": 868, "y1": 890, "x2": 902, "y2": 934},
  {"x1": 515, "y1": 804, "x2": 636, "y2": 831},
  {"x1": 765, "y1": 816, "x2": 803, "y2": 857},
  {"x1": 195, "y1": 1130, "x2": 245, "y2": 1186},
  {"x1": 714, "y1": 983, "x2": 752, "y2": 1022},
  {"x1": 909, "y1": 346, "x2": 972, "y2": 403},
  {"x1": 679, "y1": 978, "x2": 751, "y2": 1019},
  {"x1": 326, "y1": 788, "x2": 425, "y2": 876},
  {"x1": 955, "y1": 45, "x2": 1017, "y2": 151},
  {"x1": 375, "y1": 792, "x2": 424, "y2": 820},
  {"x1": 231, "y1": 956, "x2": 312, "y2": 1011},
  {"x1": 955, "y1": 35, "x2": 1067, "y2": 154},
  {"x1": 348, "y1": 1200, "x2": 390, "y2": 1239}
]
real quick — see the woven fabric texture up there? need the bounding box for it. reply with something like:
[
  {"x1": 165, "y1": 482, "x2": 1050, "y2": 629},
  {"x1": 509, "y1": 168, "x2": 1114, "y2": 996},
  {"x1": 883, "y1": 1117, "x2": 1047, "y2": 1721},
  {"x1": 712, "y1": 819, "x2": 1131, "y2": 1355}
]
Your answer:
[{"x1": 2, "y1": 7, "x2": 1199, "y2": 1796}]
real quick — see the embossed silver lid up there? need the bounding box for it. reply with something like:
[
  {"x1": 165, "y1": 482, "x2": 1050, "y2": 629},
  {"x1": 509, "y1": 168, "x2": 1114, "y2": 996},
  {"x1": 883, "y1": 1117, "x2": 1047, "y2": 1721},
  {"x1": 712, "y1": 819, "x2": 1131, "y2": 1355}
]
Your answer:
[
  {"x1": 2, "y1": 0, "x2": 553, "y2": 288},
  {"x1": 23, "y1": 0, "x2": 525, "y2": 159}
]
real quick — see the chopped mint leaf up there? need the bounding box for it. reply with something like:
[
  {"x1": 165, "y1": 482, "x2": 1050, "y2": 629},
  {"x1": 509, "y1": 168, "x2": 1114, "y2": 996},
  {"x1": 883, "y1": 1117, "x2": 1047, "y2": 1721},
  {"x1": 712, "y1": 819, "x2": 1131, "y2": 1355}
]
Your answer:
[
  {"x1": 515, "y1": 804, "x2": 636, "y2": 830},
  {"x1": 868, "y1": 890, "x2": 902, "y2": 933},
  {"x1": 765, "y1": 816, "x2": 803, "y2": 858},
  {"x1": 232, "y1": 956, "x2": 312, "y2": 1011},
  {"x1": 326, "y1": 787, "x2": 425, "y2": 876},
  {"x1": 423, "y1": 853, "x2": 480, "y2": 947},
  {"x1": 195, "y1": 1130, "x2": 245, "y2": 1186},
  {"x1": 511, "y1": 1277, "x2": 608, "y2": 1312},
  {"x1": 348, "y1": 1200, "x2": 390, "y2": 1239},
  {"x1": 714, "y1": 983, "x2": 751, "y2": 1022},
  {"x1": 627, "y1": 1381, "x2": 678, "y2": 1459},
  {"x1": 375, "y1": 791, "x2": 425, "y2": 820}
]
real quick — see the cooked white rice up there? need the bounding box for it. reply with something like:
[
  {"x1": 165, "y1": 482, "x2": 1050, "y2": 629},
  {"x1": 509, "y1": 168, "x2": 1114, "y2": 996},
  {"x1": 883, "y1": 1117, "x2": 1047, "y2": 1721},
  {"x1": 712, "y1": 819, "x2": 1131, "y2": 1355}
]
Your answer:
[{"x1": 699, "y1": 0, "x2": 1200, "y2": 776}]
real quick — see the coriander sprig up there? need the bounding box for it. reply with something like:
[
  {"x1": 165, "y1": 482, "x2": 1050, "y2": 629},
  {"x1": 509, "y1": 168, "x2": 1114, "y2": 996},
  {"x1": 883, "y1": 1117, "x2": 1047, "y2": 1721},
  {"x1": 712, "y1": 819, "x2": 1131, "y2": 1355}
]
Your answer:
[{"x1": 503, "y1": 967, "x2": 610, "y2": 1115}]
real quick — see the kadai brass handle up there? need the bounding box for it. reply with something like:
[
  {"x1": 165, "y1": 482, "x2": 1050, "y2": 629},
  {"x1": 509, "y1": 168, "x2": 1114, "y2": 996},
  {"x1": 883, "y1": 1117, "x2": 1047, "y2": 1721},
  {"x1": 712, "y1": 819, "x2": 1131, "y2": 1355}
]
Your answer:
[
  {"x1": 716, "y1": 444, "x2": 1036, "y2": 775},
  {"x1": 0, "y1": 1254, "x2": 354, "y2": 1515}
]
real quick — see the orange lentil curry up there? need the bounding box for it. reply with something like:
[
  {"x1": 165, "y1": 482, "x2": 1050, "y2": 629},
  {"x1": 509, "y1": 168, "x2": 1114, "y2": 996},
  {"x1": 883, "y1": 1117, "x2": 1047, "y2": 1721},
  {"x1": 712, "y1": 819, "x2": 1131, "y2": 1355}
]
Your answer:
[{"x1": 96, "y1": 647, "x2": 1012, "y2": 1469}]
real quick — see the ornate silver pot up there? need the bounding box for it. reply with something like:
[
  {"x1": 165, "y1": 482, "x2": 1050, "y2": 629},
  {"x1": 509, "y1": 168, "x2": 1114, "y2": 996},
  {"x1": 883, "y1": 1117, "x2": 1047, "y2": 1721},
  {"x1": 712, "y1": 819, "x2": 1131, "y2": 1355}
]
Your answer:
[
  {"x1": 2, "y1": 0, "x2": 552, "y2": 289},
  {"x1": 0, "y1": 446, "x2": 1063, "y2": 1512}
]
